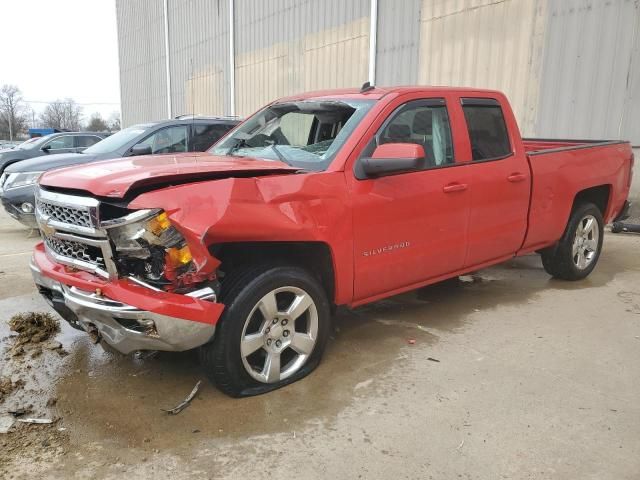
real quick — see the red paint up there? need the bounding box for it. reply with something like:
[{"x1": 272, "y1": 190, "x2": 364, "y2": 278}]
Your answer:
[
  {"x1": 371, "y1": 142, "x2": 425, "y2": 159},
  {"x1": 32, "y1": 244, "x2": 224, "y2": 324},
  {"x1": 35, "y1": 87, "x2": 634, "y2": 322}
]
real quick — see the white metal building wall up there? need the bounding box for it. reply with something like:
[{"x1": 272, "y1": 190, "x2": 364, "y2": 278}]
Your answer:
[
  {"x1": 536, "y1": 0, "x2": 640, "y2": 143},
  {"x1": 116, "y1": 0, "x2": 168, "y2": 126},
  {"x1": 115, "y1": 0, "x2": 640, "y2": 144},
  {"x1": 167, "y1": 0, "x2": 231, "y2": 118}
]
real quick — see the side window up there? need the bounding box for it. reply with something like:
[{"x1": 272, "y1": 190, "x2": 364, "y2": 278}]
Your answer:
[
  {"x1": 135, "y1": 126, "x2": 188, "y2": 154},
  {"x1": 191, "y1": 124, "x2": 232, "y2": 151},
  {"x1": 461, "y1": 99, "x2": 511, "y2": 161},
  {"x1": 76, "y1": 136, "x2": 102, "y2": 148},
  {"x1": 378, "y1": 101, "x2": 454, "y2": 168},
  {"x1": 44, "y1": 136, "x2": 73, "y2": 150}
]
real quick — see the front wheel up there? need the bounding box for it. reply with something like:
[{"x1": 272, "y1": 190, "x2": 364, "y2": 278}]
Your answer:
[
  {"x1": 199, "y1": 265, "x2": 331, "y2": 397},
  {"x1": 541, "y1": 202, "x2": 604, "y2": 280}
]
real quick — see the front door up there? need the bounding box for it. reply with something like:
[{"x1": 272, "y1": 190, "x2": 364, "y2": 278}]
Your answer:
[{"x1": 350, "y1": 98, "x2": 471, "y2": 302}]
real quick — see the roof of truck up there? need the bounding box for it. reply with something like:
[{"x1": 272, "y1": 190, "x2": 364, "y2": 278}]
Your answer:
[{"x1": 276, "y1": 85, "x2": 505, "y2": 103}]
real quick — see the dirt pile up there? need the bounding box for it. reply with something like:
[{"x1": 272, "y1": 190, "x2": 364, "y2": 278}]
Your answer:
[
  {"x1": 6, "y1": 312, "x2": 66, "y2": 359},
  {"x1": 0, "y1": 377, "x2": 25, "y2": 403}
]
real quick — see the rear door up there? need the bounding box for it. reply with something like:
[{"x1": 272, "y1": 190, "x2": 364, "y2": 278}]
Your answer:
[
  {"x1": 350, "y1": 95, "x2": 471, "y2": 301},
  {"x1": 459, "y1": 97, "x2": 531, "y2": 267}
]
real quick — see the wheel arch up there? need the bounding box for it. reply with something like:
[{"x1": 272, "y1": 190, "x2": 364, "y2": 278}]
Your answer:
[
  {"x1": 572, "y1": 184, "x2": 611, "y2": 218},
  {"x1": 210, "y1": 241, "x2": 337, "y2": 305}
]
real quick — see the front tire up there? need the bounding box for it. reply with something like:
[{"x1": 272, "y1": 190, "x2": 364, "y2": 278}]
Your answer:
[
  {"x1": 540, "y1": 202, "x2": 604, "y2": 280},
  {"x1": 200, "y1": 264, "x2": 331, "y2": 397}
]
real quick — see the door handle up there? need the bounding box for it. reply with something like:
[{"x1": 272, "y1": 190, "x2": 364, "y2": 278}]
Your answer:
[
  {"x1": 507, "y1": 173, "x2": 527, "y2": 183},
  {"x1": 443, "y1": 183, "x2": 468, "y2": 193}
]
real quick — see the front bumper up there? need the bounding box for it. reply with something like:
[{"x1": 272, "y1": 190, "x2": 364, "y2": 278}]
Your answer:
[
  {"x1": 31, "y1": 244, "x2": 224, "y2": 354},
  {"x1": 1, "y1": 185, "x2": 38, "y2": 228}
]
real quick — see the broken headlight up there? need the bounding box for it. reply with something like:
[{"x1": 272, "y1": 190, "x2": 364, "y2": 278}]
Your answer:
[{"x1": 105, "y1": 210, "x2": 194, "y2": 288}]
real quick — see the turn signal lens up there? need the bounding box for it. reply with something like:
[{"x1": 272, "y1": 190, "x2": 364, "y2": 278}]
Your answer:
[
  {"x1": 166, "y1": 245, "x2": 193, "y2": 266},
  {"x1": 147, "y1": 212, "x2": 171, "y2": 236}
]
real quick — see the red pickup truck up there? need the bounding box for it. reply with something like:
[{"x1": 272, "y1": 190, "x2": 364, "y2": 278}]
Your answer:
[{"x1": 31, "y1": 86, "x2": 633, "y2": 396}]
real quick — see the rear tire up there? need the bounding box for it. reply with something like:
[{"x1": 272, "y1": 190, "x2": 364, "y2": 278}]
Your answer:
[
  {"x1": 540, "y1": 202, "x2": 604, "y2": 280},
  {"x1": 199, "y1": 264, "x2": 331, "y2": 397}
]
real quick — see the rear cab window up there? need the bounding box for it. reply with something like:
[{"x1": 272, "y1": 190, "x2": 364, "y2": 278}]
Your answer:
[{"x1": 461, "y1": 98, "x2": 511, "y2": 161}]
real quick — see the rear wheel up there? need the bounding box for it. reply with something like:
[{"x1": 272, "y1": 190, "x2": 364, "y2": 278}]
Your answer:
[
  {"x1": 199, "y1": 264, "x2": 331, "y2": 397},
  {"x1": 541, "y1": 202, "x2": 604, "y2": 280}
]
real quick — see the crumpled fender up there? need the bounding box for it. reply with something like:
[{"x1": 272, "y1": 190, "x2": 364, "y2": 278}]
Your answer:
[{"x1": 128, "y1": 172, "x2": 353, "y2": 304}]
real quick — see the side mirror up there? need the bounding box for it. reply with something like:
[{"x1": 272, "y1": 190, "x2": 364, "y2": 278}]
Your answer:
[
  {"x1": 130, "y1": 144, "x2": 152, "y2": 156},
  {"x1": 360, "y1": 143, "x2": 425, "y2": 178},
  {"x1": 41, "y1": 145, "x2": 51, "y2": 153}
]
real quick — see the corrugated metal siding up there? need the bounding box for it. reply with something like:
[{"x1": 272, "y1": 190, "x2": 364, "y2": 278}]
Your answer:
[
  {"x1": 375, "y1": 0, "x2": 422, "y2": 85},
  {"x1": 115, "y1": 0, "x2": 638, "y2": 143},
  {"x1": 233, "y1": 0, "x2": 370, "y2": 116},
  {"x1": 168, "y1": 0, "x2": 230, "y2": 117},
  {"x1": 417, "y1": 0, "x2": 547, "y2": 136},
  {"x1": 536, "y1": 0, "x2": 640, "y2": 144},
  {"x1": 116, "y1": 0, "x2": 168, "y2": 126}
]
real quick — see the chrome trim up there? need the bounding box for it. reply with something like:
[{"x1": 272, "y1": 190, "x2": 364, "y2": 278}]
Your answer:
[
  {"x1": 127, "y1": 275, "x2": 164, "y2": 292},
  {"x1": 31, "y1": 259, "x2": 217, "y2": 354},
  {"x1": 186, "y1": 286, "x2": 217, "y2": 302},
  {"x1": 101, "y1": 208, "x2": 159, "y2": 229},
  {"x1": 35, "y1": 187, "x2": 118, "y2": 278}
]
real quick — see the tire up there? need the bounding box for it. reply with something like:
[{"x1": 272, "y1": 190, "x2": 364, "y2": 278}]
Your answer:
[
  {"x1": 540, "y1": 202, "x2": 604, "y2": 280},
  {"x1": 611, "y1": 222, "x2": 623, "y2": 234},
  {"x1": 199, "y1": 264, "x2": 331, "y2": 397}
]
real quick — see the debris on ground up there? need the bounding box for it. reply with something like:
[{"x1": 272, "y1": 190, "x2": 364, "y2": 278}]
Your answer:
[
  {"x1": 8, "y1": 407, "x2": 31, "y2": 417},
  {"x1": 0, "y1": 377, "x2": 25, "y2": 403},
  {"x1": 427, "y1": 357, "x2": 440, "y2": 363},
  {"x1": 407, "y1": 339, "x2": 416, "y2": 345},
  {"x1": 17, "y1": 418, "x2": 53, "y2": 424},
  {"x1": 8, "y1": 312, "x2": 59, "y2": 343},
  {"x1": 0, "y1": 415, "x2": 15, "y2": 434},
  {"x1": 162, "y1": 381, "x2": 202, "y2": 415}
]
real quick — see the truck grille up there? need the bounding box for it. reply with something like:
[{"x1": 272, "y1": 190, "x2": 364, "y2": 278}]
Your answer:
[
  {"x1": 36, "y1": 188, "x2": 115, "y2": 278},
  {"x1": 37, "y1": 199, "x2": 94, "y2": 228},
  {"x1": 44, "y1": 235, "x2": 107, "y2": 271}
]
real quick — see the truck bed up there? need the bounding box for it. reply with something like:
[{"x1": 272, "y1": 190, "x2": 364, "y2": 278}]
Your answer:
[
  {"x1": 523, "y1": 138, "x2": 627, "y2": 154},
  {"x1": 521, "y1": 138, "x2": 633, "y2": 253}
]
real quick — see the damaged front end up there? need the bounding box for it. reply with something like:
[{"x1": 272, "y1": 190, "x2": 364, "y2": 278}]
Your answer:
[
  {"x1": 31, "y1": 187, "x2": 222, "y2": 354},
  {"x1": 104, "y1": 208, "x2": 219, "y2": 294}
]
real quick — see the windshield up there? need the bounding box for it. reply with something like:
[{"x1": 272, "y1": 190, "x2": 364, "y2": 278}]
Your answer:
[
  {"x1": 211, "y1": 99, "x2": 375, "y2": 171},
  {"x1": 83, "y1": 125, "x2": 150, "y2": 154},
  {"x1": 16, "y1": 136, "x2": 48, "y2": 150}
]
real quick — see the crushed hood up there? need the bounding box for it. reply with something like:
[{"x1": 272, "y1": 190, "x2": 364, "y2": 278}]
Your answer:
[{"x1": 38, "y1": 152, "x2": 299, "y2": 198}]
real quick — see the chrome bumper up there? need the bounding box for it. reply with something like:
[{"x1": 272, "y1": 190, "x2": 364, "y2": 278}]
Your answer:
[{"x1": 30, "y1": 260, "x2": 216, "y2": 354}]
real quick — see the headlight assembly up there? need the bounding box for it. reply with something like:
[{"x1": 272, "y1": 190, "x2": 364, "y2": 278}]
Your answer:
[
  {"x1": 105, "y1": 209, "x2": 194, "y2": 287},
  {"x1": 3, "y1": 171, "x2": 43, "y2": 190}
]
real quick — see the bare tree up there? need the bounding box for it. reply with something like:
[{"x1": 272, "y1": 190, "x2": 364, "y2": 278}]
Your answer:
[
  {"x1": 108, "y1": 111, "x2": 121, "y2": 132},
  {"x1": 40, "y1": 99, "x2": 83, "y2": 130},
  {"x1": 85, "y1": 112, "x2": 108, "y2": 132},
  {"x1": 0, "y1": 85, "x2": 28, "y2": 140}
]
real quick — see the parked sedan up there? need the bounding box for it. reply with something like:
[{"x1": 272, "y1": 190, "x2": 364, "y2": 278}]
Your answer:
[
  {"x1": 0, "y1": 132, "x2": 107, "y2": 174},
  {"x1": 0, "y1": 116, "x2": 240, "y2": 227}
]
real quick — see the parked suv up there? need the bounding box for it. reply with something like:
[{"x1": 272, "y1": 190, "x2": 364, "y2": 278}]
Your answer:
[{"x1": 0, "y1": 117, "x2": 239, "y2": 227}]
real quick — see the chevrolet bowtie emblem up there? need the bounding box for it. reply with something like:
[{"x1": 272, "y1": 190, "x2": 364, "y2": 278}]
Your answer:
[{"x1": 39, "y1": 218, "x2": 56, "y2": 237}]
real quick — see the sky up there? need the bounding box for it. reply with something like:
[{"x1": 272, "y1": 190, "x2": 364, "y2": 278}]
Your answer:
[{"x1": 0, "y1": 0, "x2": 120, "y2": 123}]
